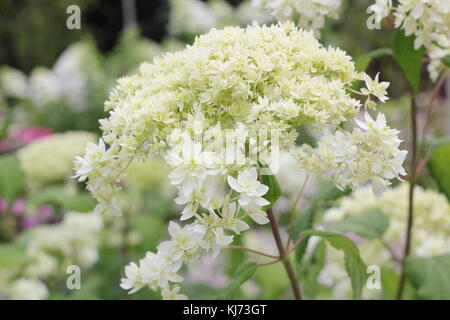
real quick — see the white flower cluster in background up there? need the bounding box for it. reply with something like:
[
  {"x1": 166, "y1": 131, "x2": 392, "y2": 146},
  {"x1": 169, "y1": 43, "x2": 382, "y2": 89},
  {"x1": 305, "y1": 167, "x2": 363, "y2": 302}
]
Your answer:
[
  {"x1": 4, "y1": 212, "x2": 102, "y2": 300},
  {"x1": 25, "y1": 212, "x2": 103, "y2": 279},
  {"x1": 10, "y1": 279, "x2": 49, "y2": 300},
  {"x1": 318, "y1": 183, "x2": 450, "y2": 298},
  {"x1": 368, "y1": 0, "x2": 450, "y2": 81},
  {"x1": 0, "y1": 43, "x2": 99, "y2": 110},
  {"x1": 74, "y1": 22, "x2": 404, "y2": 299},
  {"x1": 251, "y1": 0, "x2": 342, "y2": 35},
  {"x1": 168, "y1": 0, "x2": 272, "y2": 38},
  {"x1": 168, "y1": 0, "x2": 226, "y2": 37},
  {"x1": 18, "y1": 131, "x2": 97, "y2": 190}
]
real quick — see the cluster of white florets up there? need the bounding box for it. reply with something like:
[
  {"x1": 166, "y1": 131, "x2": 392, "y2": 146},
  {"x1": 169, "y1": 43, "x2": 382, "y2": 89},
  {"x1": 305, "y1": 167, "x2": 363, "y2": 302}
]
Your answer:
[
  {"x1": 368, "y1": 0, "x2": 450, "y2": 81},
  {"x1": 251, "y1": 0, "x2": 342, "y2": 35},
  {"x1": 293, "y1": 112, "x2": 407, "y2": 196},
  {"x1": 74, "y1": 22, "x2": 405, "y2": 299},
  {"x1": 319, "y1": 183, "x2": 450, "y2": 298}
]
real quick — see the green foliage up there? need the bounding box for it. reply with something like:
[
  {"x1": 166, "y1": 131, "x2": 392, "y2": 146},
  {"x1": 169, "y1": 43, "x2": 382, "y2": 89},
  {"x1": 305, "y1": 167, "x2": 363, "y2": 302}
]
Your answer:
[
  {"x1": 293, "y1": 183, "x2": 351, "y2": 262},
  {"x1": 300, "y1": 230, "x2": 367, "y2": 299},
  {"x1": 442, "y1": 55, "x2": 450, "y2": 68},
  {"x1": 217, "y1": 262, "x2": 257, "y2": 300},
  {"x1": 298, "y1": 240, "x2": 327, "y2": 299},
  {"x1": 0, "y1": 242, "x2": 27, "y2": 269},
  {"x1": 255, "y1": 262, "x2": 290, "y2": 299},
  {"x1": 428, "y1": 142, "x2": 450, "y2": 200},
  {"x1": 258, "y1": 161, "x2": 281, "y2": 211},
  {"x1": 0, "y1": 154, "x2": 25, "y2": 202},
  {"x1": 328, "y1": 209, "x2": 390, "y2": 240},
  {"x1": 405, "y1": 254, "x2": 450, "y2": 300},
  {"x1": 355, "y1": 48, "x2": 392, "y2": 72},
  {"x1": 26, "y1": 187, "x2": 97, "y2": 212},
  {"x1": 391, "y1": 30, "x2": 425, "y2": 94}
]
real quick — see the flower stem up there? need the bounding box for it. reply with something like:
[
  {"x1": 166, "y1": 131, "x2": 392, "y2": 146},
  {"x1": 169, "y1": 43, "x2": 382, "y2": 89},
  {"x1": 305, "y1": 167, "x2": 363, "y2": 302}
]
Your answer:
[
  {"x1": 223, "y1": 245, "x2": 279, "y2": 259},
  {"x1": 396, "y1": 97, "x2": 418, "y2": 300},
  {"x1": 266, "y1": 208, "x2": 302, "y2": 300}
]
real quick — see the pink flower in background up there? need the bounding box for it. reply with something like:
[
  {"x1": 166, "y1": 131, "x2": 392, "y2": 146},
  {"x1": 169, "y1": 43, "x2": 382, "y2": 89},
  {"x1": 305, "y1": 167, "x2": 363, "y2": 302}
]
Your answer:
[
  {"x1": 0, "y1": 126, "x2": 52, "y2": 153},
  {"x1": 22, "y1": 217, "x2": 39, "y2": 229},
  {"x1": 12, "y1": 197, "x2": 25, "y2": 216},
  {"x1": 0, "y1": 197, "x2": 8, "y2": 212},
  {"x1": 9, "y1": 126, "x2": 52, "y2": 143},
  {"x1": 38, "y1": 205, "x2": 54, "y2": 222}
]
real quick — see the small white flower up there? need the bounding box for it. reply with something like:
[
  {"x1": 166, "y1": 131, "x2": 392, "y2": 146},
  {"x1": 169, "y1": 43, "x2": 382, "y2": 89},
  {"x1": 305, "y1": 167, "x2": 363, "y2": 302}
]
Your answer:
[
  {"x1": 120, "y1": 262, "x2": 144, "y2": 294},
  {"x1": 161, "y1": 286, "x2": 188, "y2": 300}
]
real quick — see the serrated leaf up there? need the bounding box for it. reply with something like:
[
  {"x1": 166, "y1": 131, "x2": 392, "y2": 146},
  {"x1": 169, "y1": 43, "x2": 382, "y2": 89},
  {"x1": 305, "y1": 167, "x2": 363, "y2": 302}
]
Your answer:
[
  {"x1": 405, "y1": 254, "x2": 450, "y2": 299},
  {"x1": 328, "y1": 209, "x2": 389, "y2": 239},
  {"x1": 217, "y1": 262, "x2": 257, "y2": 300},
  {"x1": 0, "y1": 154, "x2": 25, "y2": 202},
  {"x1": 391, "y1": 29, "x2": 425, "y2": 94},
  {"x1": 258, "y1": 161, "x2": 281, "y2": 210},
  {"x1": 442, "y1": 55, "x2": 450, "y2": 68},
  {"x1": 300, "y1": 230, "x2": 367, "y2": 299},
  {"x1": 355, "y1": 48, "x2": 392, "y2": 72},
  {"x1": 428, "y1": 142, "x2": 450, "y2": 200}
]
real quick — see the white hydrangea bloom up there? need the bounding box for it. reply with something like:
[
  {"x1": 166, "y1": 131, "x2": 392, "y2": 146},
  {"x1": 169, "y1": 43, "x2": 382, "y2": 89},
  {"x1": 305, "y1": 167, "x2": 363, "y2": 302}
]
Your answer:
[
  {"x1": 10, "y1": 279, "x2": 49, "y2": 300},
  {"x1": 319, "y1": 183, "x2": 450, "y2": 298},
  {"x1": 252, "y1": 0, "x2": 342, "y2": 35},
  {"x1": 168, "y1": 0, "x2": 220, "y2": 37},
  {"x1": 25, "y1": 212, "x2": 103, "y2": 278},
  {"x1": 75, "y1": 22, "x2": 404, "y2": 299},
  {"x1": 18, "y1": 131, "x2": 97, "y2": 190},
  {"x1": 27, "y1": 67, "x2": 60, "y2": 107},
  {"x1": 0, "y1": 66, "x2": 28, "y2": 99},
  {"x1": 368, "y1": 0, "x2": 450, "y2": 81}
]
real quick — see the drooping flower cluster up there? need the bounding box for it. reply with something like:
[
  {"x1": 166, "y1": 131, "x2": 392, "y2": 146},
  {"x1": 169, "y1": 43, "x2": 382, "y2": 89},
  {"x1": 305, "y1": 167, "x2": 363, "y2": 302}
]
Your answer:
[
  {"x1": 251, "y1": 0, "x2": 342, "y2": 35},
  {"x1": 74, "y1": 22, "x2": 404, "y2": 299},
  {"x1": 293, "y1": 112, "x2": 407, "y2": 196},
  {"x1": 368, "y1": 0, "x2": 450, "y2": 81},
  {"x1": 18, "y1": 131, "x2": 97, "y2": 190},
  {"x1": 318, "y1": 183, "x2": 450, "y2": 298}
]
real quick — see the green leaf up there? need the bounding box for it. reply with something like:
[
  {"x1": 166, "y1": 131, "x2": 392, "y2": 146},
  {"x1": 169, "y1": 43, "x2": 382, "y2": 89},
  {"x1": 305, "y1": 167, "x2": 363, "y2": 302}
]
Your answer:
[
  {"x1": 217, "y1": 262, "x2": 257, "y2": 300},
  {"x1": 298, "y1": 240, "x2": 327, "y2": 299},
  {"x1": 293, "y1": 183, "x2": 351, "y2": 262},
  {"x1": 0, "y1": 154, "x2": 25, "y2": 202},
  {"x1": 258, "y1": 161, "x2": 281, "y2": 210},
  {"x1": 355, "y1": 48, "x2": 392, "y2": 72},
  {"x1": 405, "y1": 254, "x2": 450, "y2": 299},
  {"x1": 428, "y1": 143, "x2": 450, "y2": 200},
  {"x1": 300, "y1": 230, "x2": 367, "y2": 299},
  {"x1": 442, "y1": 55, "x2": 450, "y2": 68},
  {"x1": 328, "y1": 209, "x2": 390, "y2": 239},
  {"x1": 391, "y1": 29, "x2": 425, "y2": 94}
]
